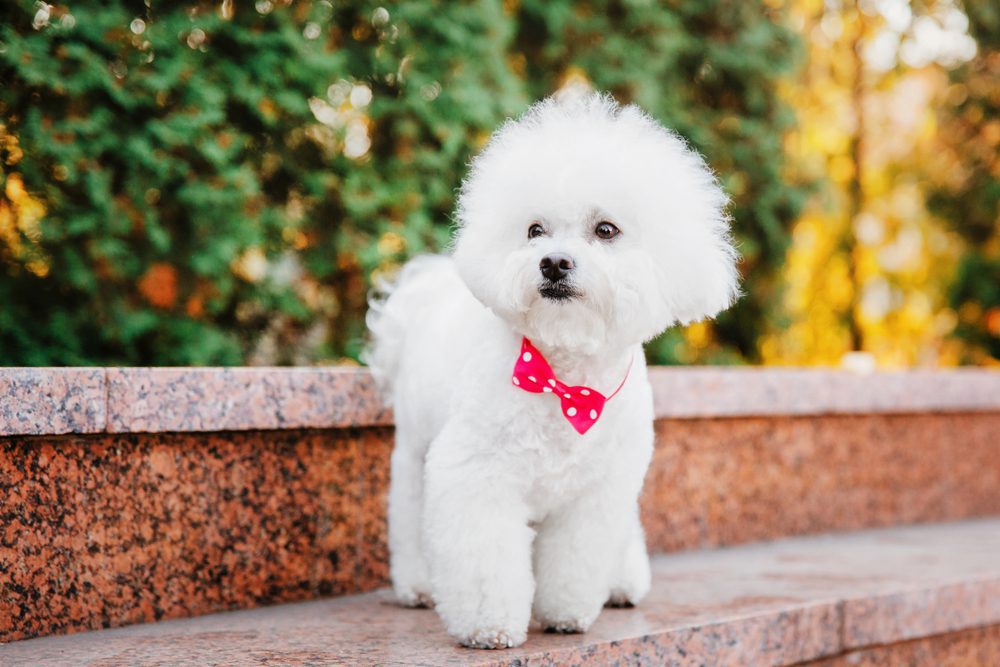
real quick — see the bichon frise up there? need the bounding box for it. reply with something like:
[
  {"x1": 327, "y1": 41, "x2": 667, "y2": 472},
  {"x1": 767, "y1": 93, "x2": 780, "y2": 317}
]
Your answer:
[{"x1": 365, "y1": 93, "x2": 739, "y2": 649}]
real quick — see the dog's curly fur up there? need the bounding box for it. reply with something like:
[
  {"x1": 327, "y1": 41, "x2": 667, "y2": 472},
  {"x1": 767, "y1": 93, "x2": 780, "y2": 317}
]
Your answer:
[{"x1": 365, "y1": 93, "x2": 739, "y2": 649}]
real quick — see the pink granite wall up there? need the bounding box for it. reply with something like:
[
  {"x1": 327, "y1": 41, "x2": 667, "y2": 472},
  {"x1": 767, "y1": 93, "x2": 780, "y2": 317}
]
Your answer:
[
  {"x1": 1, "y1": 429, "x2": 391, "y2": 642},
  {"x1": 3, "y1": 412, "x2": 999, "y2": 642},
  {"x1": 642, "y1": 412, "x2": 1000, "y2": 552}
]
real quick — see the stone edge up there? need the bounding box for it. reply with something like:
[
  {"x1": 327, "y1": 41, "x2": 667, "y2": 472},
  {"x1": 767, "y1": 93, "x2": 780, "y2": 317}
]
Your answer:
[
  {"x1": 1, "y1": 366, "x2": 998, "y2": 436},
  {"x1": 477, "y1": 574, "x2": 1000, "y2": 666}
]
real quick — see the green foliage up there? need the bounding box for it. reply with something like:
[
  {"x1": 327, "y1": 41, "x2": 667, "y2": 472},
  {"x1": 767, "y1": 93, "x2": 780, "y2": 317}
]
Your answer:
[
  {"x1": 2, "y1": 1, "x2": 352, "y2": 364},
  {"x1": 1, "y1": 0, "x2": 805, "y2": 366},
  {"x1": 929, "y1": 0, "x2": 1000, "y2": 361}
]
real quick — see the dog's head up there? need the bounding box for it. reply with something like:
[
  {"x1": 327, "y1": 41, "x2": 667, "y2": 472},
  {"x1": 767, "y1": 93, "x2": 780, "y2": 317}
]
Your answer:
[{"x1": 453, "y1": 93, "x2": 739, "y2": 354}]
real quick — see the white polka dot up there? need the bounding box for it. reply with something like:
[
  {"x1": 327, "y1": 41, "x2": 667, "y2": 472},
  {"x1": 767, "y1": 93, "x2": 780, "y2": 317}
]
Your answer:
[
  {"x1": 522, "y1": 351, "x2": 532, "y2": 362},
  {"x1": 563, "y1": 393, "x2": 571, "y2": 399},
  {"x1": 548, "y1": 379, "x2": 556, "y2": 387},
  {"x1": 543, "y1": 386, "x2": 552, "y2": 393},
  {"x1": 566, "y1": 407, "x2": 577, "y2": 417},
  {"x1": 512, "y1": 377, "x2": 520, "y2": 385},
  {"x1": 528, "y1": 375, "x2": 537, "y2": 383},
  {"x1": 580, "y1": 389, "x2": 590, "y2": 396},
  {"x1": 589, "y1": 409, "x2": 598, "y2": 420}
]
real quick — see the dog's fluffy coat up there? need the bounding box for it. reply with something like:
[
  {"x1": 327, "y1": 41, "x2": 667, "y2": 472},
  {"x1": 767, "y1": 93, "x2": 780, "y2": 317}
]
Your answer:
[{"x1": 365, "y1": 93, "x2": 739, "y2": 649}]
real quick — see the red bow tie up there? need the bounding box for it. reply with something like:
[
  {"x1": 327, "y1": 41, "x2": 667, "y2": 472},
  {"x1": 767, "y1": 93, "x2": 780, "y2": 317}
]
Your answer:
[{"x1": 511, "y1": 338, "x2": 631, "y2": 435}]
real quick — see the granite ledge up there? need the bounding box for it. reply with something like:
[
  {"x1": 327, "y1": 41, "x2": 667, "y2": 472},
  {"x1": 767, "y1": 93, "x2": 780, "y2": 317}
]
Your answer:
[
  {"x1": 647, "y1": 366, "x2": 1000, "y2": 418},
  {"x1": 3, "y1": 519, "x2": 998, "y2": 666},
  {"x1": 1, "y1": 366, "x2": 998, "y2": 436},
  {"x1": 105, "y1": 367, "x2": 393, "y2": 433},
  {"x1": 0, "y1": 368, "x2": 106, "y2": 437}
]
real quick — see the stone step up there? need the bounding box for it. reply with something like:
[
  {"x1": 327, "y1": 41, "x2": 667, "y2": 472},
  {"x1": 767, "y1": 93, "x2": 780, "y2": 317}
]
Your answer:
[
  {"x1": 2, "y1": 367, "x2": 999, "y2": 643},
  {"x1": 4, "y1": 520, "x2": 999, "y2": 666}
]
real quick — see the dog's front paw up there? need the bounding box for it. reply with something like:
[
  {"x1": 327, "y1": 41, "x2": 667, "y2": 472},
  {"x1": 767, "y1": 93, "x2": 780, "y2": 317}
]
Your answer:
[{"x1": 458, "y1": 627, "x2": 526, "y2": 649}]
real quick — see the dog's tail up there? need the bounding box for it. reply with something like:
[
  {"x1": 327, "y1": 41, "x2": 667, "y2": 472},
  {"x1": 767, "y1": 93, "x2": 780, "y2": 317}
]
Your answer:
[{"x1": 362, "y1": 254, "x2": 451, "y2": 403}]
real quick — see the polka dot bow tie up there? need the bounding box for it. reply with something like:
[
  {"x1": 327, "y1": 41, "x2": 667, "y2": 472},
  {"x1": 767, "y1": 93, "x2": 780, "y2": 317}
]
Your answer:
[{"x1": 511, "y1": 337, "x2": 632, "y2": 435}]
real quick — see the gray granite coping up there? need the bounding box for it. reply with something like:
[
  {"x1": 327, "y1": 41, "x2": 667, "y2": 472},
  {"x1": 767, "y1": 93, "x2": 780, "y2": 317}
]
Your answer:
[{"x1": 1, "y1": 366, "x2": 998, "y2": 436}]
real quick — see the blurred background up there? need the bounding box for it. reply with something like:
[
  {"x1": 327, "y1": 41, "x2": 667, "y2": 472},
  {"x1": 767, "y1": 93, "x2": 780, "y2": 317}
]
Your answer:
[{"x1": 0, "y1": 0, "x2": 996, "y2": 367}]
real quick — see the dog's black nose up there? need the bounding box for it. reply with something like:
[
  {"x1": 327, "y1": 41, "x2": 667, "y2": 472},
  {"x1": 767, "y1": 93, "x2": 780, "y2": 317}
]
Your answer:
[{"x1": 539, "y1": 253, "x2": 575, "y2": 282}]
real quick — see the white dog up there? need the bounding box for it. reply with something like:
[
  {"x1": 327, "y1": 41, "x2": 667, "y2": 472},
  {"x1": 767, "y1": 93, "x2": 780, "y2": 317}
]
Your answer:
[{"x1": 365, "y1": 93, "x2": 738, "y2": 649}]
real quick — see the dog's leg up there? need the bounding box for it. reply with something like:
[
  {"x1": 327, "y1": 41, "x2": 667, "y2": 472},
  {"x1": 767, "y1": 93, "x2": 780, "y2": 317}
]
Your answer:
[
  {"x1": 423, "y1": 428, "x2": 534, "y2": 649},
  {"x1": 532, "y1": 487, "x2": 630, "y2": 633},
  {"x1": 606, "y1": 507, "x2": 651, "y2": 607},
  {"x1": 388, "y1": 437, "x2": 432, "y2": 607}
]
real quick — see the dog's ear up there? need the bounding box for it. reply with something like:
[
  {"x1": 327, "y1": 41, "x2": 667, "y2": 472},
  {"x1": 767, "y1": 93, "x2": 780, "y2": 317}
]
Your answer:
[
  {"x1": 653, "y1": 223, "x2": 740, "y2": 327},
  {"x1": 450, "y1": 214, "x2": 495, "y2": 308},
  {"x1": 451, "y1": 162, "x2": 508, "y2": 310},
  {"x1": 618, "y1": 105, "x2": 741, "y2": 326},
  {"x1": 650, "y1": 180, "x2": 740, "y2": 326},
  {"x1": 450, "y1": 114, "x2": 533, "y2": 311}
]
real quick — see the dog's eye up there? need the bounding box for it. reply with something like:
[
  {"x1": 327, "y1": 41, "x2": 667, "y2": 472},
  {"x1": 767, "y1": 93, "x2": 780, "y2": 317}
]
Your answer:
[
  {"x1": 595, "y1": 221, "x2": 620, "y2": 240},
  {"x1": 528, "y1": 223, "x2": 545, "y2": 239}
]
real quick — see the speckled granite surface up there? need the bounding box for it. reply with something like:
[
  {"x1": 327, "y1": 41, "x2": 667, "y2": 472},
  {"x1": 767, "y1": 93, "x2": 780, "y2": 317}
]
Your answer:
[
  {"x1": 648, "y1": 367, "x2": 1000, "y2": 418},
  {"x1": 3, "y1": 520, "x2": 999, "y2": 666},
  {"x1": 3, "y1": 367, "x2": 1000, "y2": 436},
  {"x1": 0, "y1": 368, "x2": 106, "y2": 436},
  {"x1": 3, "y1": 412, "x2": 999, "y2": 643},
  {"x1": 808, "y1": 624, "x2": 1000, "y2": 666},
  {"x1": 641, "y1": 412, "x2": 1000, "y2": 552},
  {"x1": 1, "y1": 429, "x2": 391, "y2": 642},
  {"x1": 106, "y1": 367, "x2": 393, "y2": 432}
]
